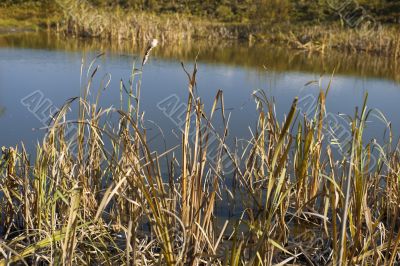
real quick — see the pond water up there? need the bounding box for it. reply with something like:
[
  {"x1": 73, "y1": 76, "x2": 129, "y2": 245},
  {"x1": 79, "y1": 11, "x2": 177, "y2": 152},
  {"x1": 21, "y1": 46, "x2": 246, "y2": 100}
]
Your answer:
[{"x1": 0, "y1": 32, "x2": 399, "y2": 157}]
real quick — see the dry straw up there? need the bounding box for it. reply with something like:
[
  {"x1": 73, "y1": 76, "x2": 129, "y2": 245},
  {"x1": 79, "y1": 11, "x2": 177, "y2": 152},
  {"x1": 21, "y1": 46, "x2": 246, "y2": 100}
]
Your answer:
[{"x1": 0, "y1": 44, "x2": 399, "y2": 265}]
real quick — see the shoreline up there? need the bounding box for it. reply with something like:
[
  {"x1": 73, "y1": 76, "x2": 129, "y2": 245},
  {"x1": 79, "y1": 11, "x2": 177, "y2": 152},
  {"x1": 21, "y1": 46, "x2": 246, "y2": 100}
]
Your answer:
[
  {"x1": 0, "y1": 27, "x2": 37, "y2": 34},
  {"x1": 1, "y1": 3, "x2": 399, "y2": 58}
]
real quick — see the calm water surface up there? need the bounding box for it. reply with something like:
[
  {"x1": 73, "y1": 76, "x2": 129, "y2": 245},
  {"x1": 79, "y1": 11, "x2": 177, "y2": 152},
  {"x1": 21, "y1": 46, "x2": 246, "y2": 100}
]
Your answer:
[{"x1": 0, "y1": 32, "x2": 399, "y2": 156}]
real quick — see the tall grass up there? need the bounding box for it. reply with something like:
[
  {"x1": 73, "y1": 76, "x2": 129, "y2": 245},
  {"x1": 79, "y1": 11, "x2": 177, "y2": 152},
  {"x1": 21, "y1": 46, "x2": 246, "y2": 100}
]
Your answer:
[
  {"x1": 55, "y1": 0, "x2": 242, "y2": 44},
  {"x1": 1, "y1": 46, "x2": 400, "y2": 265},
  {"x1": 283, "y1": 24, "x2": 400, "y2": 59},
  {"x1": 54, "y1": 0, "x2": 400, "y2": 59}
]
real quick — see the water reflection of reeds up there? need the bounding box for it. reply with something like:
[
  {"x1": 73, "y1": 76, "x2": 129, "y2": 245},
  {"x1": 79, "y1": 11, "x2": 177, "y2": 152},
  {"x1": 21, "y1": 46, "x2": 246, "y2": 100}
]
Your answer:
[{"x1": 1, "y1": 31, "x2": 400, "y2": 82}]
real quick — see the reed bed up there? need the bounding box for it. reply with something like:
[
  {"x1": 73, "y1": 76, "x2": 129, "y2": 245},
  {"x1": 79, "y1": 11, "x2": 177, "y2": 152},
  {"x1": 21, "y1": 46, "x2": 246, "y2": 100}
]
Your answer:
[
  {"x1": 54, "y1": 0, "x2": 400, "y2": 59},
  {"x1": 1, "y1": 46, "x2": 400, "y2": 265},
  {"x1": 281, "y1": 24, "x2": 400, "y2": 58},
  {"x1": 3, "y1": 1, "x2": 400, "y2": 59},
  {"x1": 56, "y1": 0, "x2": 242, "y2": 44},
  {"x1": 60, "y1": 6, "x2": 400, "y2": 60}
]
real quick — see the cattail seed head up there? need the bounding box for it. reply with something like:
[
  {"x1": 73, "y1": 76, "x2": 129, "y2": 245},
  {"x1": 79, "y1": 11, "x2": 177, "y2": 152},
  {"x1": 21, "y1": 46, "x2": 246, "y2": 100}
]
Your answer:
[
  {"x1": 151, "y1": 39, "x2": 158, "y2": 48},
  {"x1": 142, "y1": 38, "x2": 158, "y2": 67}
]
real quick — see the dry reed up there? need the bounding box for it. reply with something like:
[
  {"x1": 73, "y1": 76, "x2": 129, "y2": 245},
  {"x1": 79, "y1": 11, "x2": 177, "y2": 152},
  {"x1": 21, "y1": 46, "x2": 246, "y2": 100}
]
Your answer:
[{"x1": 0, "y1": 43, "x2": 400, "y2": 265}]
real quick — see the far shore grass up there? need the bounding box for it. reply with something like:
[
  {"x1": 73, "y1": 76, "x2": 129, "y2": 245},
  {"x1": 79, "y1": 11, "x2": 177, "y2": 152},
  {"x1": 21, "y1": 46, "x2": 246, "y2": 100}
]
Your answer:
[
  {"x1": 0, "y1": 2, "x2": 60, "y2": 32},
  {"x1": 1, "y1": 1, "x2": 399, "y2": 58}
]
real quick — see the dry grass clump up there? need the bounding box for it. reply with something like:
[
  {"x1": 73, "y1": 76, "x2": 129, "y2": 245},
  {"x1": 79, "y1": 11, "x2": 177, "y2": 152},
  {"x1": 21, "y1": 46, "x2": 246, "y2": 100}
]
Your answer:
[
  {"x1": 283, "y1": 25, "x2": 400, "y2": 58},
  {"x1": 55, "y1": 0, "x2": 400, "y2": 59},
  {"x1": 1, "y1": 46, "x2": 400, "y2": 265},
  {"x1": 56, "y1": 0, "x2": 240, "y2": 44}
]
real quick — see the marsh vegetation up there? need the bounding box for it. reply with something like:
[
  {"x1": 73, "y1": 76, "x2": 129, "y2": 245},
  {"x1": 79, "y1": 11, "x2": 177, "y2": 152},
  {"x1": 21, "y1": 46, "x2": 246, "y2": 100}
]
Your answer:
[
  {"x1": 1, "y1": 1, "x2": 400, "y2": 265},
  {"x1": 1, "y1": 49, "x2": 400, "y2": 264},
  {"x1": 1, "y1": 0, "x2": 400, "y2": 56}
]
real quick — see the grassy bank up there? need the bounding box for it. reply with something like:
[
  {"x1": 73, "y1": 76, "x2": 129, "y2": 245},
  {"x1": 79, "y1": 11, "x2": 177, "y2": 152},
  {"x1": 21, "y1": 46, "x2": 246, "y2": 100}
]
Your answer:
[
  {"x1": 0, "y1": 2, "x2": 59, "y2": 32},
  {"x1": 1, "y1": 1, "x2": 400, "y2": 57},
  {"x1": 1, "y1": 49, "x2": 400, "y2": 264}
]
